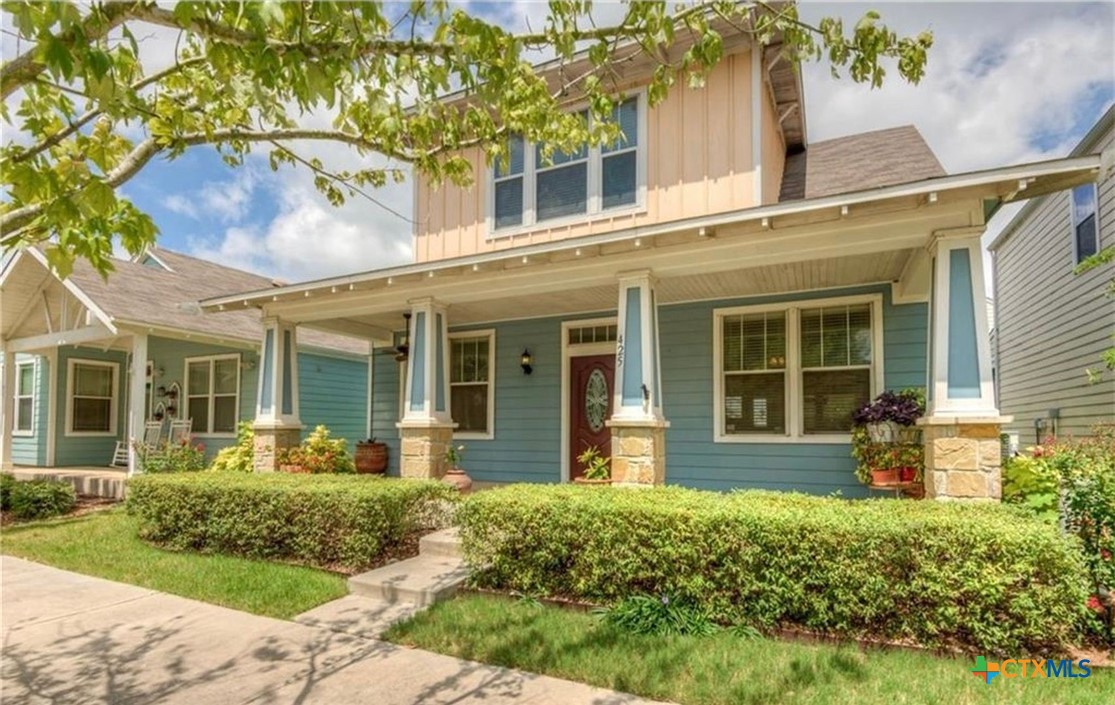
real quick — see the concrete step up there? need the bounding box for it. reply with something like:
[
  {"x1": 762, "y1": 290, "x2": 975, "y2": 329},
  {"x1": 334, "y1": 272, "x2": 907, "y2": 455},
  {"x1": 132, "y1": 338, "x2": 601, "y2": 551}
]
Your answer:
[
  {"x1": 295, "y1": 595, "x2": 424, "y2": 639},
  {"x1": 348, "y1": 556, "x2": 468, "y2": 607},
  {"x1": 418, "y1": 527, "x2": 463, "y2": 559},
  {"x1": 9, "y1": 469, "x2": 126, "y2": 500}
]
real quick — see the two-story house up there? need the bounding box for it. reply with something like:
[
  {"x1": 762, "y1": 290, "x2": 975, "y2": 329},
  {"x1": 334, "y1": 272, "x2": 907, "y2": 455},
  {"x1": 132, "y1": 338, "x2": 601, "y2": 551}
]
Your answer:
[
  {"x1": 202, "y1": 26, "x2": 1105, "y2": 500},
  {"x1": 990, "y1": 106, "x2": 1114, "y2": 449}
]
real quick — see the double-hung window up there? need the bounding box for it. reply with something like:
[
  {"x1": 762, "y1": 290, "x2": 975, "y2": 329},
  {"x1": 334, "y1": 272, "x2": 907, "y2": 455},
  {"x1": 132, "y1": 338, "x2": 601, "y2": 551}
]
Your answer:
[
  {"x1": 490, "y1": 96, "x2": 644, "y2": 234},
  {"x1": 716, "y1": 296, "x2": 882, "y2": 441},
  {"x1": 1071, "y1": 183, "x2": 1099, "y2": 264},
  {"x1": 14, "y1": 361, "x2": 34, "y2": 435},
  {"x1": 185, "y1": 355, "x2": 240, "y2": 435},
  {"x1": 67, "y1": 359, "x2": 117, "y2": 435},
  {"x1": 449, "y1": 331, "x2": 495, "y2": 438}
]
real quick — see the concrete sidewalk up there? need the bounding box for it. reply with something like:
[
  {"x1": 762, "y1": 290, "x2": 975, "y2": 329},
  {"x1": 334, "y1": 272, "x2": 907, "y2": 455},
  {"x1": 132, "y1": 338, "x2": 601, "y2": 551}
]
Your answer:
[{"x1": 1, "y1": 557, "x2": 665, "y2": 705}]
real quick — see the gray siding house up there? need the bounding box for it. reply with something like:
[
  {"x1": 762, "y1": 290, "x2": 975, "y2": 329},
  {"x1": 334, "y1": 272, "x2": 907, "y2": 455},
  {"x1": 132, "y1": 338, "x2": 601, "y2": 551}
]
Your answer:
[{"x1": 990, "y1": 106, "x2": 1115, "y2": 446}]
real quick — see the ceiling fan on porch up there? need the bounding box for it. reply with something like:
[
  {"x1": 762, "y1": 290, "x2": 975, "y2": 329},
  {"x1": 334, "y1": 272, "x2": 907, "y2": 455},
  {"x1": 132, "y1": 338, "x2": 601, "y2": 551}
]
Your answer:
[{"x1": 376, "y1": 312, "x2": 411, "y2": 363}]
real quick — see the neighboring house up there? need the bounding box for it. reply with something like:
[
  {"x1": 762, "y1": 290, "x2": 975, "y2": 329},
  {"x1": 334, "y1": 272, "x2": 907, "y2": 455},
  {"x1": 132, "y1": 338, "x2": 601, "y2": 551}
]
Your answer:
[
  {"x1": 990, "y1": 106, "x2": 1115, "y2": 448},
  {"x1": 176, "y1": 28, "x2": 1105, "y2": 498},
  {"x1": 0, "y1": 247, "x2": 371, "y2": 473}
]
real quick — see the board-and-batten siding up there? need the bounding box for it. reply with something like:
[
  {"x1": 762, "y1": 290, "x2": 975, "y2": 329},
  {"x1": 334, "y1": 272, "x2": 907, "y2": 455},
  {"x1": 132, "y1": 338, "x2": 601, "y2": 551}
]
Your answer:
[
  {"x1": 298, "y1": 352, "x2": 369, "y2": 453},
  {"x1": 370, "y1": 284, "x2": 927, "y2": 495},
  {"x1": 413, "y1": 52, "x2": 766, "y2": 263},
  {"x1": 994, "y1": 123, "x2": 1114, "y2": 441},
  {"x1": 6, "y1": 352, "x2": 49, "y2": 465}
]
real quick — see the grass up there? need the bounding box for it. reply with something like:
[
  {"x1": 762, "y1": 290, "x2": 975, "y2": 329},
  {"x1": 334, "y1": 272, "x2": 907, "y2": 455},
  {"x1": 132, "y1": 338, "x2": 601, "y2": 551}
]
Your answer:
[
  {"x1": 385, "y1": 595, "x2": 1115, "y2": 705},
  {"x1": 1, "y1": 509, "x2": 347, "y2": 619}
]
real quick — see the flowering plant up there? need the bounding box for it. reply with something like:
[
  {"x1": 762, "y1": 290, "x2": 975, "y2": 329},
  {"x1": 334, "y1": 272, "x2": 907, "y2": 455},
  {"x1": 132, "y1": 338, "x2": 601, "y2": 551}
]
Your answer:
[
  {"x1": 135, "y1": 437, "x2": 206, "y2": 473},
  {"x1": 277, "y1": 425, "x2": 355, "y2": 474}
]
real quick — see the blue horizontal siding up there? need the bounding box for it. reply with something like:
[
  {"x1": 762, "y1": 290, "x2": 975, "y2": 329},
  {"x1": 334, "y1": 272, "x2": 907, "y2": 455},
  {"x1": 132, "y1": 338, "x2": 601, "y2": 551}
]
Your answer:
[
  {"x1": 6, "y1": 353, "x2": 48, "y2": 466},
  {"x1": 298, "y1": 352, "x2": 369, "y2": 453},
  {"x1": 54, "y1": 347, "x2": 128, "y2": 466}
]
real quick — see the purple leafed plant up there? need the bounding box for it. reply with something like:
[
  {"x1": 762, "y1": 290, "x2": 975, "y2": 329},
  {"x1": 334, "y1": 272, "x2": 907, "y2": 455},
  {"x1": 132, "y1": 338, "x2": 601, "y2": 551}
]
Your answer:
[{"x1": 852, "y1": 389, "x2": 925, "y2": 427}]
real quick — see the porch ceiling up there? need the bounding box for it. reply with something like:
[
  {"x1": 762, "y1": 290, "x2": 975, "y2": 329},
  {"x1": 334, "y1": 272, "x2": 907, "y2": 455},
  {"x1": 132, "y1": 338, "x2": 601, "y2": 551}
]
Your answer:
[{"x1": 297, "y1": 249, "x2": 916, "y2": 339}]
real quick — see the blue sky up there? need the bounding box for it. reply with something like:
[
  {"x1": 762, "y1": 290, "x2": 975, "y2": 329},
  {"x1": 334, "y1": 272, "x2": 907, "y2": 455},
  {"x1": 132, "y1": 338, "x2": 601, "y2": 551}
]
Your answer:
[{"x1": 10, "y1": 2, "x2": 1115, "y2": 285}]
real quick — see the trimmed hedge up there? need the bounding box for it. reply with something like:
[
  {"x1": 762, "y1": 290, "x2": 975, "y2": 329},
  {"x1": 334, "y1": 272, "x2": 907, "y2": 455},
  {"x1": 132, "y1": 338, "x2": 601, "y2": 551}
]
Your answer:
[
  {"x1": 457, "y1": 485, "x2": 1089, "y2": 654},
  {"x1": 127, "y1": 473, "x2": 458, "y2": 571},
  {"x1": 8, "y1": 478, "x2": 77, "y2": 520}
]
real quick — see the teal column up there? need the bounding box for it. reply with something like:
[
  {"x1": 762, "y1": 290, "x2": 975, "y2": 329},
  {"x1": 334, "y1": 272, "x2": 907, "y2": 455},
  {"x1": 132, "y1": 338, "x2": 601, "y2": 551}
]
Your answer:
[
  {"x1": 612, "y1": 271, "x2": 665, "y2": 422},
  {"x1": 401, "y1": 298, "x2": 452, "y2": 424}
]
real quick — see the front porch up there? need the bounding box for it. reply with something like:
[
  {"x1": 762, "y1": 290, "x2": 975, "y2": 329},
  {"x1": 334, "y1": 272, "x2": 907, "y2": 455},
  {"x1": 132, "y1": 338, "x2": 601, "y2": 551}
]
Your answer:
[
  {"x1": 197, "y1": 165, "x2": 1068, "y2": 500},
  {"x1": 7, "y1": 465, "x2": 127, "y2": 499}
]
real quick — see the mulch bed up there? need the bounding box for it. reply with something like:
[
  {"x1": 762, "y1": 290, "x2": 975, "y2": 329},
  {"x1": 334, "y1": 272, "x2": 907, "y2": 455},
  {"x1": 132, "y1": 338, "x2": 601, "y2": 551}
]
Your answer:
[{"x1": 1, "y1": 495, "x2": 119, "y2": 527}]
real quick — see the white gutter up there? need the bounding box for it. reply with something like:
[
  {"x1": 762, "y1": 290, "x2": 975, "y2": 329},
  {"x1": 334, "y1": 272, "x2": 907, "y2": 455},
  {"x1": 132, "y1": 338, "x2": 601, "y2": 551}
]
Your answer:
[{"x1": 201, "y1": 153, "x2": 1102, "y2": 310}]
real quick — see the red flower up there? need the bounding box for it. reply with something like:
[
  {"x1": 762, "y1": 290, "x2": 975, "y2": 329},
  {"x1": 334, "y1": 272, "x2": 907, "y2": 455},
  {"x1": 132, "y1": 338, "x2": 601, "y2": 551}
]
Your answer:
[{"x1": 1087, "y1": 596, "x2": 1105, "y2": 613}]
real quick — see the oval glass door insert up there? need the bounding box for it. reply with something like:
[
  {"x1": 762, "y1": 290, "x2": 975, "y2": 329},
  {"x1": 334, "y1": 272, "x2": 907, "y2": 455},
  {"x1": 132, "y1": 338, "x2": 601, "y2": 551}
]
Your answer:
[{"x1": 585, "y1": 368, "x2": 608, "y2": 432}]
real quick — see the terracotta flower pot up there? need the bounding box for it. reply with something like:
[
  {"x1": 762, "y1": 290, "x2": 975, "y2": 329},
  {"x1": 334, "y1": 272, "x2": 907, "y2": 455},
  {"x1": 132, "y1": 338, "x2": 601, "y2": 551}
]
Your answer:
[
  {"x1": 898, "y1": 466, "x2": 918, "y2": 483},
  {"x1": 355, "y1": 442, "x2": 388, "y2": 474},
  {"x1": 870, "y1": 468, "x2": 899, "y2": 486},
  {"x1": 443, "y1": 467, "x2": 473, "y2": 492}
]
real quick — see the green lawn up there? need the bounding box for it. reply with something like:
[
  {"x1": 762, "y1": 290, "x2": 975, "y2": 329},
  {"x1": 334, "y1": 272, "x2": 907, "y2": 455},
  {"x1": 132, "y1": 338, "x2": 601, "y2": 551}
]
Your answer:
[
  {"x1": 1, "y1": 509, "x2": 347, "y2": 618},
  {"x1": 385, "y1": 595, "x2": 1115, "y2": 705}
]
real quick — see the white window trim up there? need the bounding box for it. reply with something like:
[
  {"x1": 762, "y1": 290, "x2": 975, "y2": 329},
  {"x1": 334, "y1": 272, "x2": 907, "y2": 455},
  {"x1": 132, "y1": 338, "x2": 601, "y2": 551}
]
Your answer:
[
  {"x1": 485, "y1": 90, "x2": 649, "y2": 240},
  {"x1": 1070, "y1": 183, "x2": 1100, "y2": 265},
  {"x1": 65, "y1": 358, "x2": 119, "y2": 437},
  {"x1": 713, "y1": 293, "x2": 885, "y2": 444},
  {"x1": 13, "y1": 360, "x2": 35, "y2": 437},
  {"x1": 449, "y1": 329, "x2": 496, "y2": 441},
  {"x1": 183, "y1": 354, "x2": 241, "y2": 438}
]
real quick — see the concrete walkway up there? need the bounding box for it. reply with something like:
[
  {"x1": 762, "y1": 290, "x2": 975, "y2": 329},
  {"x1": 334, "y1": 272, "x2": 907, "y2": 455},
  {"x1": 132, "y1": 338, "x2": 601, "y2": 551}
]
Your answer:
[{"x1": 1, "y1": 557, "x2": 664, "y2": 705}]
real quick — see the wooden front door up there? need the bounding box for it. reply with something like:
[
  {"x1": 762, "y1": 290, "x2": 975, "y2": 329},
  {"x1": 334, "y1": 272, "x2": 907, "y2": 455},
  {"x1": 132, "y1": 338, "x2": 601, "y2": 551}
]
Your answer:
[{"x1": 569, "y1": 354, "x2": 615, "y2": 480}]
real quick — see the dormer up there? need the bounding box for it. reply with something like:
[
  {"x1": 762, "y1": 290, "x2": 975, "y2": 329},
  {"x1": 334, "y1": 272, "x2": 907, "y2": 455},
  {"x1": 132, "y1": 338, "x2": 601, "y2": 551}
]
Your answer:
[{"x1": 413, "y1": 26, "x2": 804, "y2": 262}]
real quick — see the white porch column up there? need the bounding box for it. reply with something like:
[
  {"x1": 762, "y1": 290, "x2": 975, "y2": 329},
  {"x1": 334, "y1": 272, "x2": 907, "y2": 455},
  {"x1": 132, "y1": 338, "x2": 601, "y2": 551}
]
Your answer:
[
  {"x1": 396, "y1": 298, "x2": 455, "y2": 479},
  {"x1": 127, "y1": 333, "x2": 148, "y2": 475},
  {"x1": 252, "y1": 317, "x2": 302, "y2": 472},
  {"x1": 607, "y1": 270, "x2": 668, "y2": 486},
  {"x1": 1, "y1": 343, "x2": 15, "y2": 471},
  {"x1": 919, "y1": 232, "x2": 1010, "y2": 501}
]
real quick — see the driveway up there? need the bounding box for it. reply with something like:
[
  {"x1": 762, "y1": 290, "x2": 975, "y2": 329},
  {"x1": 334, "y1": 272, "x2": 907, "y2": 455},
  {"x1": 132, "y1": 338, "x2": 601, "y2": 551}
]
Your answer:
[{"x1": 1, "y1": 557, "x2": 664, "y2": 705}]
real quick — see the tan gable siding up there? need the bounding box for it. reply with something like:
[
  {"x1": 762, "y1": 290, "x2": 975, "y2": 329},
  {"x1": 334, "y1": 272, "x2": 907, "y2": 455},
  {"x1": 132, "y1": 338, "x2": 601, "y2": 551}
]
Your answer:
[
  {"x1": 414, "y1": 51, "x2": 771, "y2": 262},
  {"x1": 994, "y1": 123, "x2": 1114, "y2": 441},
  {"x1": 761, "y1": 75, "x2": 786, "y2": 205}
]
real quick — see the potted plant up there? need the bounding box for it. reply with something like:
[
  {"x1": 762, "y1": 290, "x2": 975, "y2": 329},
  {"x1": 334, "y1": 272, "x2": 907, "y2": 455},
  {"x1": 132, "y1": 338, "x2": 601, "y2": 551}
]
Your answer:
[
  {"x1": 573, "y1": 446, "x2": 612, "y2": 485},
  {"x1": 443, "y1": 444, "x2": 472, "y2": 492},
  {"x1": 851, "y1": 388, "x2": 926, "y2": 487},
  {"x1": 355, "y1": 438, "x2": 388, "y2": 474}
]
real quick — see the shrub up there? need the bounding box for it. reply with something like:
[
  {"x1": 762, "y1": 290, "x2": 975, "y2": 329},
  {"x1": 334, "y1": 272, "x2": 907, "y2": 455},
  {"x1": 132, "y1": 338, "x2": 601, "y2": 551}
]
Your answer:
[
  {"x1": 1004, "y1": 425, "x2": 1115, "y2": 641},
  {"x1": 457, "y1": 485, "x2": 1089, "y2": 654},
  {"x1": 9, "y1": 479, "x2": 76, "y2": 520},
  {"x1": 127, "y1": 473, "x2": 457, "y2": 571},
  {"x1": 210, "y1": 421, "x2": 255, "y2": 472},
  {"x1": 0, "y1": 472, "x2": 14, "y2": 511},
  {"x1": 277, "y1": 425, "x2": 355, "y2": 474},
  {"x1": 137, "y1": 439, "x2": 207, "y2": 473}
]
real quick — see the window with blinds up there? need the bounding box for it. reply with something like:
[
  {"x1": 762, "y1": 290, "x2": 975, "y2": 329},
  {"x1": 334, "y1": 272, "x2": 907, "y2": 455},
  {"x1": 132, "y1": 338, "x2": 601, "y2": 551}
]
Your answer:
[
  {"x1": 715, "y1": 297, "x2": 879, "y2": 441},
  {"x1": 68, "y1": 360, "x2": 117, "y2": 435},
  {"x1": 722, "y1": 311, "x2": 787, "y2": 434},
  {"x1": 450, "y1": 332, "x2": 494, "y2": 436},
  {"x1": 185, "y1": 355, "x2": 240, "y2": 435},
  {"x1": 491, "y1": 97, "x2": 643, "y2": 232},
  {"x1": 800, "y1": 304, "x2": 873, "y2": 434}
]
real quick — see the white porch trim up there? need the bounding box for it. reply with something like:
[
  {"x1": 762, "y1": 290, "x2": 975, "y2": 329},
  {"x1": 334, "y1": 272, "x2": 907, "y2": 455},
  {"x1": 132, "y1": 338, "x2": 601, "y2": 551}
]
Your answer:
[{"x1": 7, "y1": 323, "x2": 116, "y2": 353}]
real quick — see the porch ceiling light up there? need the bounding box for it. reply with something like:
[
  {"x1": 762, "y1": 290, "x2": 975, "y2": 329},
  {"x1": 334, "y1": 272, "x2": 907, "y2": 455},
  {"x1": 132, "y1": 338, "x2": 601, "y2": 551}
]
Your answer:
[{"x1": 520, "y1": 349, "x2": 533, "y2": 375}]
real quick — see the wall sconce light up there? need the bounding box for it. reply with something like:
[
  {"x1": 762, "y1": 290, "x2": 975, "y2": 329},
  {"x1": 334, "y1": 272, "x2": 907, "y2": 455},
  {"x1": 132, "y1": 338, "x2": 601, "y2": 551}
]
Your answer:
[
  {"x1": 156, "y1": 366, "x2": 165, "y2": 378},
  {"x1": 520, "y1": 349, "x2": 533, "y2": 375}
]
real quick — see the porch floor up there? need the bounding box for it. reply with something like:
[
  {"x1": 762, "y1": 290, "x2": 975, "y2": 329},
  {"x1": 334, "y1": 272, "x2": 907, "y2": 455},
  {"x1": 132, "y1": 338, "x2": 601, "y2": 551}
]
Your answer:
[{"x1": 7, "y1": 466, "x2": 127, "y2": 500}]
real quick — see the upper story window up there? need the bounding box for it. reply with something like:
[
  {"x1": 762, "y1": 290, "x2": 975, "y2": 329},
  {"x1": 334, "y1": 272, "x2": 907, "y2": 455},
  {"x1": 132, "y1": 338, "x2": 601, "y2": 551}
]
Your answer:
[
  {"x1": 490, "y1": 96, "x2": 645, "y2": 236},
  {"x1": 1072, "y1": 183, "x2": 1100, "y2": 264},
  {"x1": 714, "y1": 295, "x2": 882, "y2": 442}
]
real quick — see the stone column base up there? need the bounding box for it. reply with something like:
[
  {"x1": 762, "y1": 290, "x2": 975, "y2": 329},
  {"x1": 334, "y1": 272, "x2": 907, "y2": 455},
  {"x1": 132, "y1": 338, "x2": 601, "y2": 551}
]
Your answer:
[
  {"x1": 606, "y1": 419, "x2": 669, "y2": 486},
  {"x1": 917, "y1": 415, "x2": 1011, "y2": 501},
  {"x1": 396, "y1": 421, "x2": 456, "y2": 479},
  {"x1": 252, "y1": 424, "x2": 303, "y2": 472}
]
